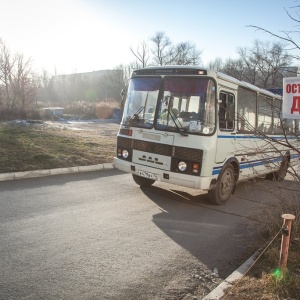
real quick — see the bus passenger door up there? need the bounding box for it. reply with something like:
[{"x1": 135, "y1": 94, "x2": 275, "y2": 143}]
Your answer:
[{"x1": 215, "y1": 91, "x2": 236, "y2": 163}]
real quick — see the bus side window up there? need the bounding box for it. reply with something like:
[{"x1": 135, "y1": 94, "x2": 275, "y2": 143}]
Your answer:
[
  {"x1": 219, "y1": 92, "x2": 234, "y2": 131},
  {"x1": 257, "y1": 95, "x2": 272, "y2": 134}
]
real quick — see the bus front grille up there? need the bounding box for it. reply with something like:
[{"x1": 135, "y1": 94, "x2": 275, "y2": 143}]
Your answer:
[
  {"x1": 118, "y1": 136, "x2": 133, "y2": 148},
  {"x1": 117, "y1": 137, "x2": 203, "y2": 175},
  {"x1": 133, "y1": 140, "x2": 172, "y2": 156},
  {"x1": 173, "y1": 146, "x2": 203, "y2": 163},
  {"x1": 117, "y1": 137, "x2": 203, "y2": 162}
]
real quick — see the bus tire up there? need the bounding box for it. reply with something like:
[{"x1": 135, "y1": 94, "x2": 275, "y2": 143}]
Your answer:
[
  {"x1": 132, "y1": 174, "x2": 155, "y2": 187},
  {"x1": 265, "y1": 172, "x2": 276, "y2": 180},
  {"x1": 208, "y1": 164, "x2": 235, "y2": 205},
  {"x1": 265, "y1": 155, "x2": 289, "y2": 182}
]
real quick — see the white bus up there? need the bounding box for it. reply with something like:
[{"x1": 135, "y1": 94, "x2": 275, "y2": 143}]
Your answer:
[{"x1": 114, "y1": 66, "x2": 300, "y2": 205}]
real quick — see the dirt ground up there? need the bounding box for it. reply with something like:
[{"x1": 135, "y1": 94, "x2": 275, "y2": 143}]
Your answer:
[
  {"x1": 0, "y1": 120, "x2": 121, "y2": 173},
  {"x1": 37, "y1": 120, "x2": 122, "y2": 166}
]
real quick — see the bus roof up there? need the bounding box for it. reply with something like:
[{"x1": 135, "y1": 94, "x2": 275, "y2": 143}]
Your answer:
[
  {"x1": 216, "y1": 71, "x2": 282, "y2": 99},
  {"x1": 132, "y1": 66, "x2": 282, "y2": 99}
]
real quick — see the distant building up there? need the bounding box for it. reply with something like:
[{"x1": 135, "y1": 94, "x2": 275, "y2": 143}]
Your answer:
[
  {"x1": 52, "y1": 70, "x2": 121, "y2": 84},
  {"x1": 51, "y1": 69, "x2": 124, "y2": 104}
]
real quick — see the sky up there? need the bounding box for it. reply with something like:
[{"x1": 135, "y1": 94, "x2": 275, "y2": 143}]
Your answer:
[{"x1": 0, "y1": 0, "x2": 298, "y2": 75}]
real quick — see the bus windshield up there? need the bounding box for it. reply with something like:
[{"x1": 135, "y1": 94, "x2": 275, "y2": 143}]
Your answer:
[
  {"x1": 122, "y1": 77, "x2": 161, "y2": 128},
  {"x1": 122, "y1": 76, "x2": 216, "y2": 135},
  {"x1": 157, "y1": 77, "x2": 216, "y2": 135}
]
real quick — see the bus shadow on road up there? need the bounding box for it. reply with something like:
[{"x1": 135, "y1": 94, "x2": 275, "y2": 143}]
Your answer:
[
  {"x1": 139, "y1": 177, "x2": 300, "y2": 277},
  {"x1": 140, "y1": 185, "x2": 251, "y2": 278},
  {"x1": 142, "y1": 185, "x2": 209, "y2": 205}
]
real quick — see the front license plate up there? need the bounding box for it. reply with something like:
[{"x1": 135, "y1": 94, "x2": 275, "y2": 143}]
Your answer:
[{"x1": 138, "y1": 170, "x2": 158, "y2": 180}]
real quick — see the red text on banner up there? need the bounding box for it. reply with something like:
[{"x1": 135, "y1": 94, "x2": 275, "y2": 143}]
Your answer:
[{"x1": 291, "y1": 96, "x2": 300, "y2": 114}]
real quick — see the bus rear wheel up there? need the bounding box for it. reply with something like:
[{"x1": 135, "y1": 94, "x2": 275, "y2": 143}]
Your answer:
[
  {"x1": 132, "y1": 174, "x2": 155, "y2": 187},
  {"x1": 208, "y1": 164, "x2": 235, "y2": 205},
  {"x1": 265, "y1": 155, "x2": 289, "y2": 182}
]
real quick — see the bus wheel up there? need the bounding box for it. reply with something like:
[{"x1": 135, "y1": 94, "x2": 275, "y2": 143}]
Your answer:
[
  {"x1": 132, "y1": 174, "x2": 155, "y2": 187},
  {"x1": 265, "y1": 155, "x2": 289, "y2": 182},
  {"x1": 208, "y1": 164, "x2": 235, "y2": 205}
]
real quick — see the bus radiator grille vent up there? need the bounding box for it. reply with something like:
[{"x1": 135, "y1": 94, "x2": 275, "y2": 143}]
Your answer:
[
  {"x1": 134, "y1": 140, "x2": 172, "y2": 156},
  {"x1": 117, "y1": 136, "x2": 132, "y2": 148},
  {"x1": 173, "y1": 147, "x2": 203, "y2": 162}
]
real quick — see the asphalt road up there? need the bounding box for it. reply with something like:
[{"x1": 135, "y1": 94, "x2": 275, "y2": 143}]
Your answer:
[{"x1": 0, "y1": 169, "x2": 293, "y2": 300}]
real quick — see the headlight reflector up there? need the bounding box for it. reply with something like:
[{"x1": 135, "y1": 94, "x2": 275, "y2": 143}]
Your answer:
[
  {"x1": 178, "y1": 161, "x2": 187, "y2": 172},
  {"x1": 122, "y1": 150, "x2": 129, "y2": 159}
]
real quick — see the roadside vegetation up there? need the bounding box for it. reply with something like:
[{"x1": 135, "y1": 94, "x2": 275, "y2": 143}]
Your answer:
[
  {"x1": 223, "y1": 243, "x2": 300, "y2": 299},
  {"x1": 220, "y1": 110, "x2": 300, "y2": 299},
  {"x1": 0, "y1": 121, "x2": 119, "y2": 173},
  {"x1": 222, "y1": 178, "x2": 300, "y2": 299}
]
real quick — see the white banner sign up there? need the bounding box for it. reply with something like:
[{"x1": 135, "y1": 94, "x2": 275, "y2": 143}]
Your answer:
[{"x1": 283, "y1": 77, "x2": 300, "y2": 119}]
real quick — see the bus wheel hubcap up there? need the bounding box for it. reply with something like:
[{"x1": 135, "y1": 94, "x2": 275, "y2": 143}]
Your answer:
[{"x1": 221, "y1": 171, "x2": 232, "y2": 196}]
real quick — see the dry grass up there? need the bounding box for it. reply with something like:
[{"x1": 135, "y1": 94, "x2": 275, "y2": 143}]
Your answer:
[
  {"x1": 223, "y1": 241, "x2": 300, "y2": 299},
  {"x1": 222, "y1": 177, "x2": 300, "y2": 300},
  {"x1": 0, "y1": 121, "x2": 120, "y2": 173}
]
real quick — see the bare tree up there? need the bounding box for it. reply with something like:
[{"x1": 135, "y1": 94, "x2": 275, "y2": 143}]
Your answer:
[
  {"x1": 12, "y1": 54, "x2": 38, "y2": 111},
  {"x1": 99, "y1": 67, "x2": 126, "y2": 102},
  {"x1": 150, "y1": 31, "x2": 173, "y2": 66},
  {"x1": 37, "y1": 69, "x2": 57, "y2": 105},
  {"x1": 0, "y1": 39, "x2": 15, "y2": 107},
  {"x1": 150, "y1": 32, "x2": 202, "y2": 66},
  {"x1": 222, "y1": 40, "x2": 292, "y2": 89},
  {"x1": 130, "y1": 40, "x2": 149, "y2": 68},
  {"x1": 171, "y1": 41, "x2": 202, "y2": 65},
  {"x1": 0, "y1": 39, "x2": 39, "y2": 118},
  {"x1": 208, "y1": 57, "x2": 224, "y2": 71},
  {"x1": 130, "y1": 31, "x2": 202, "y2": 68},
  {"x1": 222, "y1": 58, "x2": 247, "y2": 81},
  {"x1": 241, "y1": 4, "x2": 300, "y2": 211},
  {"x1": 247, "y1": 5, "x2": 300, "y2": 62}
]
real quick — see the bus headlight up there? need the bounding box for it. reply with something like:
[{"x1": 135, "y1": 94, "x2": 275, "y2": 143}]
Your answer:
[
  {"x1": 122, "y1": 150, "x2": 129, "y2": 159},
  {"x1": 178, "y1": 161, "x2": 187, "y2": 172},
  {"x1": 202, "y1": 127, "x2": 210, "y2": 134}
]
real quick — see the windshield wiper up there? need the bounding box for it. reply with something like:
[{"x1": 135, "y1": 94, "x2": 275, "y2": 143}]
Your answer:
[
  {"x1": 125, "y1": 106, "x2": 144, "y2": 128},
  {"x1": 169, "y1": 108, "x2": 189, "y2": 136}
]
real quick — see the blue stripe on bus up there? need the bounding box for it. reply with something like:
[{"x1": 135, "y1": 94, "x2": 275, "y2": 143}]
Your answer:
[
  {"x1": 212, "y1": 154, "x2": 300, "y2": 176},
  {"x1": 217, "y1": 135, "x2": 296, "y2": 140}
]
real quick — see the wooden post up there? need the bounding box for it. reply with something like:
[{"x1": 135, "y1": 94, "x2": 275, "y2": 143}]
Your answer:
[{"x1": 279, "y1": 213, "x2": 295, "y2": 275}]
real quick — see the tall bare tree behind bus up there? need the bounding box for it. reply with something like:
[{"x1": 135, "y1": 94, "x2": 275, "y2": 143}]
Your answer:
[
  {"x1": 0, "y1": 39, "x2": 38, "y2": 119},
  {"x1": 130, "y1": 31, "x2": 202, "y2": 68}
]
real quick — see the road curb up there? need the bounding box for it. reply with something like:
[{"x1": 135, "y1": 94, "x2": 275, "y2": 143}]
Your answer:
[
  {"x1": 202, "y1": 244, "x2": 265, "y2": 299},
  {"x1": 0, "y1": 163, "x2": 115, "y2": 182}
]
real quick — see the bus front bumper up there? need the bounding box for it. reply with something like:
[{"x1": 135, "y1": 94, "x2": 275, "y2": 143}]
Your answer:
[{"x1": 114, "y1": 157, "x2": 213, "y2": 191}]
